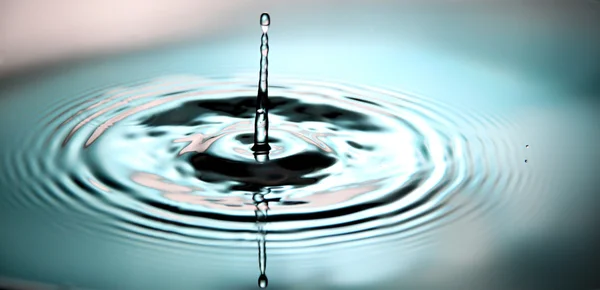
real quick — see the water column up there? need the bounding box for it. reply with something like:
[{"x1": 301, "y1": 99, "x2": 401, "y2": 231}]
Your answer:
[
  {"x1": 252, "y1": 13, "x2": 272, "y2": 157},
  {"x1": 253, "y1": 13, "x2": 271, "y2": 288}
]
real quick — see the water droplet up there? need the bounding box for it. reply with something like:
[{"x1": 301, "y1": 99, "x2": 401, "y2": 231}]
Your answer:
[
  {"x1": 260, "y1": 13, "x2": 270, "y2": 27},
  {"x1": 525, "y1": 145, "x2": 530, "y2": 148},
  {"x1": 258, "y1": 274, "x2": 268, "y2": 288},
  {"x1": 524, "y1": 159, "x2": 528, "y2": 163}
]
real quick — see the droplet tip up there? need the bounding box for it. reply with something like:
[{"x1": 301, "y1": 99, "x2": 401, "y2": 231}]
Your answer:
[{"x1": 260, "y1": 13, "x2": 270, "y2": 26}]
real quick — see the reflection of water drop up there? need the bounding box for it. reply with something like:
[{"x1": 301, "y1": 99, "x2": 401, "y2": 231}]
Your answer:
[
  {"x1": 258, "y1": 274, "x2": 268, "y2": 288},
  {"x1": 255, "y1": 191, "x2": 268, "y2": 288}
]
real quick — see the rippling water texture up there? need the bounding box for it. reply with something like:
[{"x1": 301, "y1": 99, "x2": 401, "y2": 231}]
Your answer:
[{"x1": 1, "y1": 4, "x2": 600, "y2": 290}]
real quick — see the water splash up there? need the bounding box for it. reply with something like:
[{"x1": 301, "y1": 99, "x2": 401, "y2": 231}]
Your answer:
[
  {"x1": 254, "y1": 13, "x2": 271, "y2": 288},
  {"x1": 252, "y1": 13, "x2": 271, "y2": 153},
  {"x1": 0, "y1": 12, "x2": 532, "y2": 290}
]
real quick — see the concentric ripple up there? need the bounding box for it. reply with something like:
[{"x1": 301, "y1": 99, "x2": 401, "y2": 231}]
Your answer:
[{"x1": 0, "y1": 75, "x2": 527, "y2": 249}]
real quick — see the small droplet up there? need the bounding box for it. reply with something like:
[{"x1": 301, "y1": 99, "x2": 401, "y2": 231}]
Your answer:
[
  {"x1": 524, "y1": 159, "x2": 528, "y2": 163},
  {"x1": 260, "y1": 13, "x2": 270, "y2": 27},
  {"x1": 525, "y1": 145, "x2": 530, "y2": 148},
  {"x1": 258, "y1": 274, "x2": 268, "y2": 288}
]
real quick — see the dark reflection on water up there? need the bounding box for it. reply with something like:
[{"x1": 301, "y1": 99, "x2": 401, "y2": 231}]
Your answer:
[{"x1": 191, "y1": 151, "x2": 336, "y2": 189}]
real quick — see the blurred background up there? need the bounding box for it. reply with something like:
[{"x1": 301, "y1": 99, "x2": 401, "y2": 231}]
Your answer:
[
  {"x1": 2, "y1": 0, "x2": 599, "y2": 87},
  {"x1": 1, "y1": 0, "x2": 599, "y2": 289}
]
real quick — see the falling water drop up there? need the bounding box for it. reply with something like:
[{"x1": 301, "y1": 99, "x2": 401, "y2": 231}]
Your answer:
[
  {"x1": 252, "y1": 13, "x2": 271, "y2": 153},
  {"x1": 525, "y1": 145, "x2": 530, "y2": 148},
  {"x1": 525, "y1": 159, "x2": 528, "y2": 163}
]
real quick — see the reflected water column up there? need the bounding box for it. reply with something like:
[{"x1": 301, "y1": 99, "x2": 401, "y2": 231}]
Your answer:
[{"x1": 253, "y1": 189, "x2": 269, "y2": 288}]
